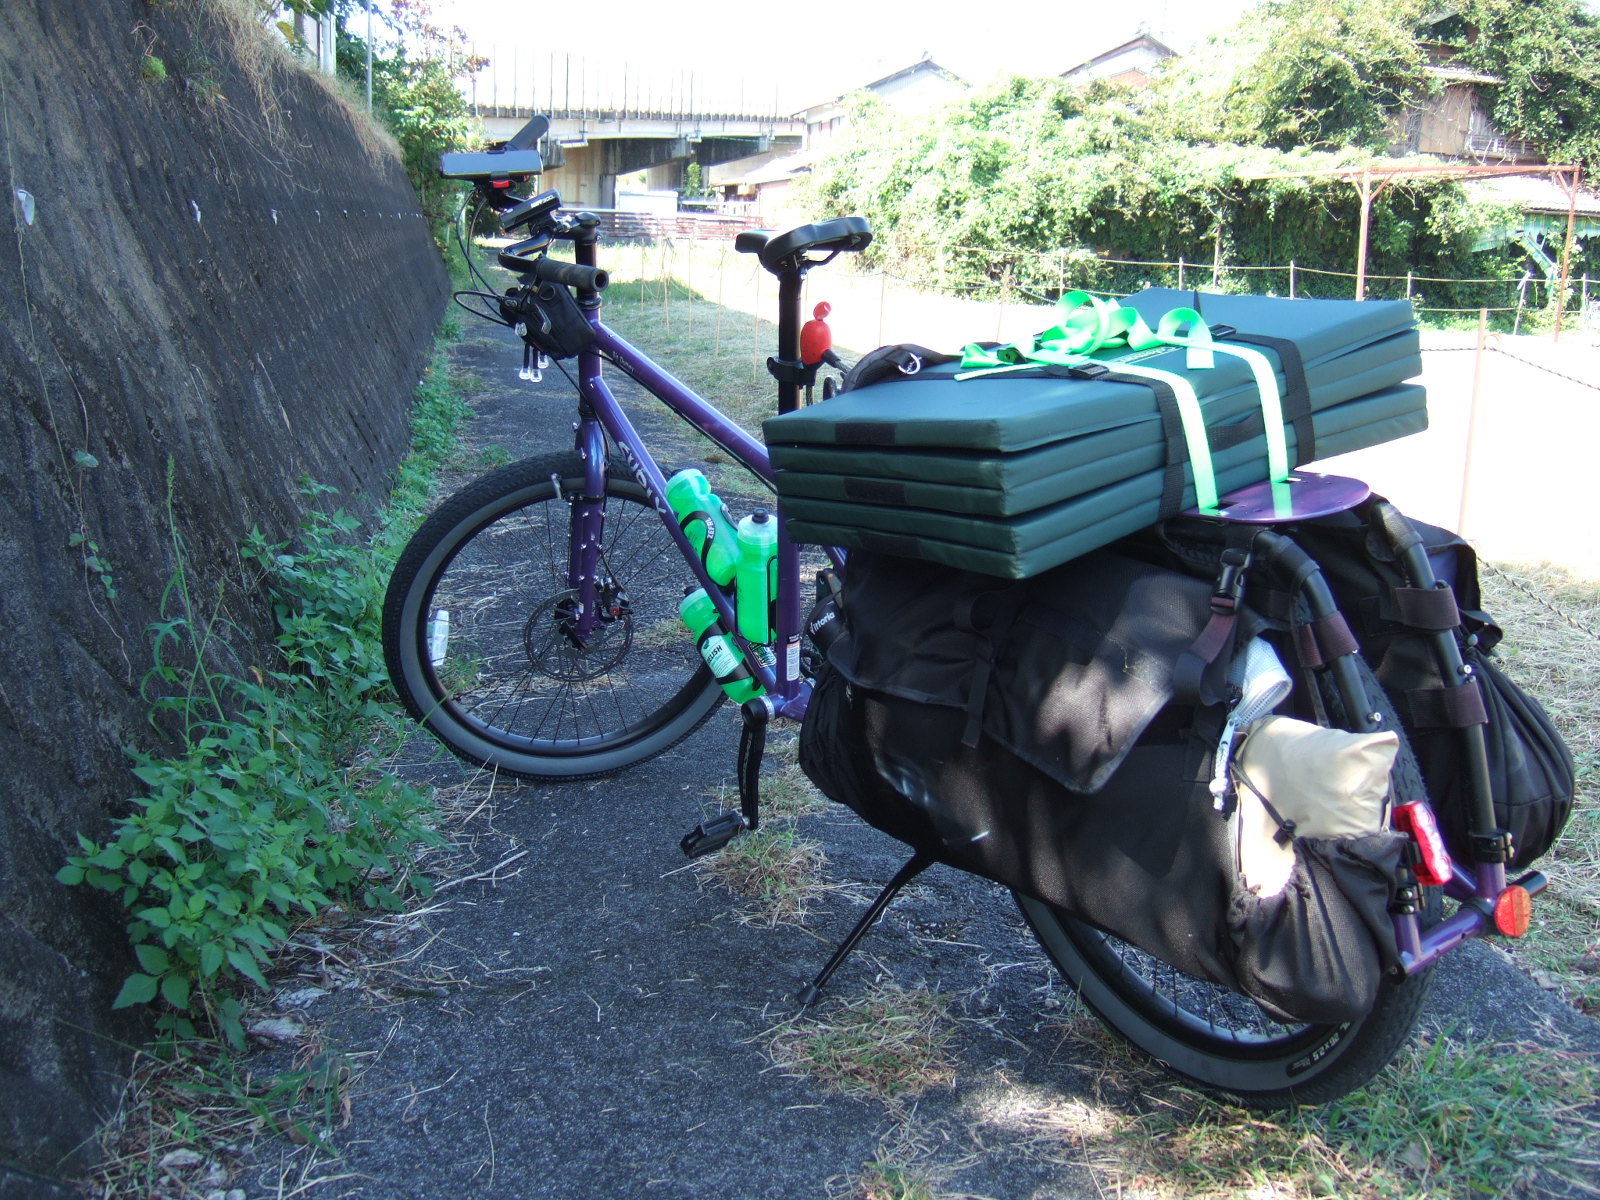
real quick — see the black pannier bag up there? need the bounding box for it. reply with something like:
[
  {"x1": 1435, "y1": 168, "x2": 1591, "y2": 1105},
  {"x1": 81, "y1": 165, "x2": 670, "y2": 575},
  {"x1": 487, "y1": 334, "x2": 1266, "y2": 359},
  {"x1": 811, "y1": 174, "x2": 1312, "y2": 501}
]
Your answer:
[
  {"x1": 800, "y1": 548, "x2": 1408, "y2": 1024},
  {"x1": 1267, "y1": 505, "x2": 1575, "y2": 871}
]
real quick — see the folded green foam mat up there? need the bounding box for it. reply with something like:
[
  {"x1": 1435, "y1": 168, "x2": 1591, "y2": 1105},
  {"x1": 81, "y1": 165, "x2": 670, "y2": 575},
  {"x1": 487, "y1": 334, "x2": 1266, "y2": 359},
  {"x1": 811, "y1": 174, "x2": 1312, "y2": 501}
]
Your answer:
[{"x1": 764, "y1": 289, "x2": 1427, "y2": 577}]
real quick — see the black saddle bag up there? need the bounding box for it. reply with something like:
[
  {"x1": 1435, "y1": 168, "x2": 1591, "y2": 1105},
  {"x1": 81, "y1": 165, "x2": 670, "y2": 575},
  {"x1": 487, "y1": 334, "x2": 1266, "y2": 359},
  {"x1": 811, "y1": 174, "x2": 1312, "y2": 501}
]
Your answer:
[{"x1": 800, "y1": 547, "x2": 1407, "y2": 1024}]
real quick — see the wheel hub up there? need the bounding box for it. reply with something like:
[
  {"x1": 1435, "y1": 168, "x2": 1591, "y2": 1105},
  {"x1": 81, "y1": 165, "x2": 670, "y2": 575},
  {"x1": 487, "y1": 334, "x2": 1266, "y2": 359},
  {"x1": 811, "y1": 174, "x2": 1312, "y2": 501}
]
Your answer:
[{"x1": 524, "y1": 588, "x2": 633, "y2": 681}]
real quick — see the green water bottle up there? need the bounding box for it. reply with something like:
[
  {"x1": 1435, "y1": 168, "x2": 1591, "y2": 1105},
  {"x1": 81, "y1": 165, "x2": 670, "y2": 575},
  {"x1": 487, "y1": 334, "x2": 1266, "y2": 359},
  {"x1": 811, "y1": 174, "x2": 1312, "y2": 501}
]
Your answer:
[
  {"x1": 679, "y1": 588, "x2": 764, "y2": 704},
  {"x1": 735, "y1": 509, "x2": 779, "y2": 644},
  {"x1": 665, "y1": 469, "x2": 738, "y2": 585}
]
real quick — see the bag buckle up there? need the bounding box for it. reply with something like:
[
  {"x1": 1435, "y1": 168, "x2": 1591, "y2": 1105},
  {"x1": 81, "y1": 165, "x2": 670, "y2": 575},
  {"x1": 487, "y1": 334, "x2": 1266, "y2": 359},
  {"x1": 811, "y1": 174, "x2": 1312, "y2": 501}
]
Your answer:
[{"x1": 1213, "y1": 547, "x2": 1251, "y2": 613}]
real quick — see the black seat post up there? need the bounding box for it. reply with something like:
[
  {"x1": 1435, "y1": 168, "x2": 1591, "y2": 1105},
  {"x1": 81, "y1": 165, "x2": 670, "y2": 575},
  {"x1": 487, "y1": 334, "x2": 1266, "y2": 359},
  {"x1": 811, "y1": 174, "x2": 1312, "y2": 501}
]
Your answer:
[{"x1": 774, "y1": 266, "x2": 806, "y2": 414}]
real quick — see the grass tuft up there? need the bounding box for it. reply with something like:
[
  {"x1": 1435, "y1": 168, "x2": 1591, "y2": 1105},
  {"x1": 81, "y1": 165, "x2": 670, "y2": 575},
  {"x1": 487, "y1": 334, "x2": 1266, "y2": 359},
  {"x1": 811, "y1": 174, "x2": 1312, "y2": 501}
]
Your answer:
[
  {"x1": 770, "y1": 983, "x2": 958, "y2": 1104},
  {"x1": 1024, "y1": 1006, "x2": 1600, "y2": 1199},
  {"x1": 693, "y1": 822, "x2": 827, "y2": 927}
]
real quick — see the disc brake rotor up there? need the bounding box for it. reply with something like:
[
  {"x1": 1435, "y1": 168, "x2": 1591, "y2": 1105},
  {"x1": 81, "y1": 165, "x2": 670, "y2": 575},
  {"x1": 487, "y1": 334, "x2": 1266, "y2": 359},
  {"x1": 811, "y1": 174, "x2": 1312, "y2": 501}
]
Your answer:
[{"x1": 524, "y1": 588, "x2": 633, "y2": 682}]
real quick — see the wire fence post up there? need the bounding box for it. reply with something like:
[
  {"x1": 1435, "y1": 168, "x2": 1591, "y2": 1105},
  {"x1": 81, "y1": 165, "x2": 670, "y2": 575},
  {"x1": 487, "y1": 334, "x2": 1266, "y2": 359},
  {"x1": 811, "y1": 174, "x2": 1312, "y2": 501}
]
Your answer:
[
  {"x1": 1177, "y1": 256, "x2": 1186, "y2": 291},
  {"x1": 997, "y1": 265, "x2": 1013, "y2": 342},
  {"x1": 1288, "y1": 260, "x2": 1296, "y2": 299},
  {"x1": 1459, "y1": 308, "x2": 1489, "y2": 536},
  {"x1": 714, "y1": 243, "x2": 725, "y2": 359},
  {"x1": 1212, "y1": 232, "x2": 1222, "y2": 289},
  {"x1": 877, "y1": 268, "x2": 888, "y2": 348},
  {"x1": 751, "y1": 264, "x2": 762, "y2": 380},
  {"x1": 1406, "y1": 271, "x2": 1414, "y2": 301},
  {"x1": 684, "y1": 240, "x2": 694, "y2": 334},
  {"x1": 660, "y1": 238, "x2": 670, "y2": 316}
]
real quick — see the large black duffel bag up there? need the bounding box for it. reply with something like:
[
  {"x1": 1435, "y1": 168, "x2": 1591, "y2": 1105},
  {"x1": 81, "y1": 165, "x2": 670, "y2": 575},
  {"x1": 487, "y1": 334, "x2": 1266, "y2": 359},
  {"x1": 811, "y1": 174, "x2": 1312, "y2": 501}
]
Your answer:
[{"x1": 799, "y1": 547, "x2": 1410, "y2": 1025}]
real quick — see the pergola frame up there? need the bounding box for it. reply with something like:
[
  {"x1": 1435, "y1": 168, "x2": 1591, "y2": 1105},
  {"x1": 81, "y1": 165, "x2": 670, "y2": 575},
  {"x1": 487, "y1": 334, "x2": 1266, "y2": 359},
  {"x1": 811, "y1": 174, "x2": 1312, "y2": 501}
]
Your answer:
[{"x1": 1248, "y1": 161, "x2": 1585, "y2": 337}]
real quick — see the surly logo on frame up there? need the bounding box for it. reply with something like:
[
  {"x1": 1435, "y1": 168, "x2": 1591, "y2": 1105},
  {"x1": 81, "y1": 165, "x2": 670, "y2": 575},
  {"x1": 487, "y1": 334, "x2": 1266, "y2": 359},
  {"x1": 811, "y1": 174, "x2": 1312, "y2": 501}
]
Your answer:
[{"x1": 614, "y1": 439, "x2": 667, "y2": 516}]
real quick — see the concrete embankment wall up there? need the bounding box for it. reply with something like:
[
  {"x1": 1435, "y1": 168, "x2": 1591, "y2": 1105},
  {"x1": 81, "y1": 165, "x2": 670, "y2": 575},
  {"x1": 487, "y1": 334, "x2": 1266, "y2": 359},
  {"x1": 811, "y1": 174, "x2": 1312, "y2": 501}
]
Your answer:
[{"x1": 0, "y1": 0, "x2": 447, "y2": 1180}]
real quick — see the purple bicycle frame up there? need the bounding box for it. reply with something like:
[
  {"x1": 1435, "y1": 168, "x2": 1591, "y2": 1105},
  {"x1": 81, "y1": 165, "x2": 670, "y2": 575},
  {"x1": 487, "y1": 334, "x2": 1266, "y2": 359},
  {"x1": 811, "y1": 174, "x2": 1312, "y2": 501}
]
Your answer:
[{"x1": 558, "y1": 315, "x2": 824, "y2": 719}]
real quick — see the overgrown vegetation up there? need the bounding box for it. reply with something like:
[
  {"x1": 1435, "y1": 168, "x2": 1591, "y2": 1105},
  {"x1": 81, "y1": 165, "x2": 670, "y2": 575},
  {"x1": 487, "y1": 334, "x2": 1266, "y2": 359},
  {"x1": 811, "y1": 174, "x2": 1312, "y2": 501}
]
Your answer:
[
  {"x1": 58, "y1": 339, "x2": 471, "y2": 1052},
  {"x1": 325, "y1": 0, "x2": 483, "y2": 234},
  {"x1": 805, "y1": 0, "x2": 1600, "y2": 306}
]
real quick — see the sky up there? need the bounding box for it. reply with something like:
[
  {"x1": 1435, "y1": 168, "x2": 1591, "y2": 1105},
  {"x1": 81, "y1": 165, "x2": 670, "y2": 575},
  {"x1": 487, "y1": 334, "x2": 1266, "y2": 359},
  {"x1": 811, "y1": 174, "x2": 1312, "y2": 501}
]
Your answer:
[{"x1": 433, "y1": 0, "x2": 1261, "y2": 115}]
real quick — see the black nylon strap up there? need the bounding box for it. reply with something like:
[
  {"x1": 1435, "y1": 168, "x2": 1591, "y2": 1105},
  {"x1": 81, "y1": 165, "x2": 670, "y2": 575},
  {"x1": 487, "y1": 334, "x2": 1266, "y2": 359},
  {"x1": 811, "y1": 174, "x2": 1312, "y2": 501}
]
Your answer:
[
  {"x1": 1043, "y1": 364, "x2": 1191, "y2": 517},
  {"x1": 952, "y1": 589, "x2": 1028, "y2": 749},
  {"x1": 1100, "y1": 370, "x2": 1188, "y2": 517},
  {"x1": 1393, "y1": 584, "x2": 1461, "y2": 631},
  {"x1": 1220, "y1": 332, "x2": 1314, "y2": 464},
  {"x1": 1405, "y1": 679, "x2": 1489, "y2": 728}
]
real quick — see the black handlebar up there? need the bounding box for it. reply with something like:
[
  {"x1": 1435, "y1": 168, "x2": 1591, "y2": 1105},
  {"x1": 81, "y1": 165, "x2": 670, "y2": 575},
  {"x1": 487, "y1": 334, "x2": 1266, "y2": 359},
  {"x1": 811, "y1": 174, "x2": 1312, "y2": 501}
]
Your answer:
[{"x1": 529, "y1": 257, "x2": 608, "y2": 292}]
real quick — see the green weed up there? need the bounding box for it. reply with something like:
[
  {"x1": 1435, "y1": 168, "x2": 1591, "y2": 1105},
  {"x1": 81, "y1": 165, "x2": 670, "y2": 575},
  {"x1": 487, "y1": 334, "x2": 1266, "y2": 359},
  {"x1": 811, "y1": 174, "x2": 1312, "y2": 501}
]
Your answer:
[
  {"x1": 852, "y1": 1161, "x2": 941, "y2": 1200},
  {"x1": 58, "y1": 321, "x2": 471, "y2": 1050},
  {"x1": 379, "y1": 343, "x2": 474, "y2": 541},
  {"x1": 60, "y1": 482, "x2": 439, "y2": 1049}
]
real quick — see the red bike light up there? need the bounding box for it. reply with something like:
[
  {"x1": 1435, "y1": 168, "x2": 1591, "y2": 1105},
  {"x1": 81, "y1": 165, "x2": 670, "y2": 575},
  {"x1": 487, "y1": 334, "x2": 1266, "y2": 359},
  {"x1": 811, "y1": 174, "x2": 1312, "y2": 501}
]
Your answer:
[
  {"x1": 1493, "y1": 885, "x2": 1533, "y2": 937},
  {"x1": 1392, "y1": 801, "x2": 1453, "y2": 887}
]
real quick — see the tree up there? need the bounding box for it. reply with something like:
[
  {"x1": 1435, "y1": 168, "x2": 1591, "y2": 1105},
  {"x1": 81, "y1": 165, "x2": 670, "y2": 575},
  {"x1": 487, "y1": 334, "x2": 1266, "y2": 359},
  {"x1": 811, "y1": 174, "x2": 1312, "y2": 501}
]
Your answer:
[
  {"x1": 1219, "y1": 0, "x2": 1436, "y2": 150},
  {"x1": 1449, "y1": 0, "x2": 1600, "y2": 170},
  {"x1": 330, "y1": 0, "x2": 483, "y2": 232}
]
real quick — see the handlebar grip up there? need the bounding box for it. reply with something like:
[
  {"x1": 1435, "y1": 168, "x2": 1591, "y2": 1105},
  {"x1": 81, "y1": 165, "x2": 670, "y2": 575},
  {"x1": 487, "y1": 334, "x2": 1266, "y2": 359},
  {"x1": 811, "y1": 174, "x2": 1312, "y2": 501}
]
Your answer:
[{"x1": 532, "y1": 258, "x2": 609, "y2": 292}]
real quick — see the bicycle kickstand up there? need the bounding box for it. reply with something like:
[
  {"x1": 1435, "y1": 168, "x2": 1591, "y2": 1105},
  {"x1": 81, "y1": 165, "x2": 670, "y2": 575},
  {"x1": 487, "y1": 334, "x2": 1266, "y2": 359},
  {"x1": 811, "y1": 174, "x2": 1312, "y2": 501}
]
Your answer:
[{"x1": 796, "y1": 850, "x2": 935, "y2": 1006}]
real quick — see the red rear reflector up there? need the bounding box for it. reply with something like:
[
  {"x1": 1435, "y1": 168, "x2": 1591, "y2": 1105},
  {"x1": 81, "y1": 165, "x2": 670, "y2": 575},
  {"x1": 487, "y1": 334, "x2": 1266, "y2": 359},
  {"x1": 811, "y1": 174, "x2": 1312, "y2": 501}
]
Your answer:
[
  {"x1": 492, "y1": 179, "x2": 512, "y2": 189},
  {"x1": 1493, "y1": 885, "x2": 1533, "y2": 937},
  {"x1": 1393, "y1": 802, "x2": 1453, "y2": 887}
]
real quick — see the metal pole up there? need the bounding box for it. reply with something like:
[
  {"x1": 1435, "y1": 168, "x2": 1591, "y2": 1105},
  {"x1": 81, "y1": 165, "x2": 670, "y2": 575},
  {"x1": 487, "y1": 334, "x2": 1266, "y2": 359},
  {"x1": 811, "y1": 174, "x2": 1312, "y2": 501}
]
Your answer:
[
  {"x1": 1554, "y1": 166, "x2": 1580, "y2": 341},
  {"x1": 1177, "y1": 256, "x2": 1185, "y2": 291},
  {"x1": 1355, "y1": 168, "x2": 1372, "y2": 301},
  {"x1": 1288, "y1": 259, "x2": 1296, "y2": 299},
  {"x1": 1458, "y1": 309, "x2": 1489, "y2": 535}
]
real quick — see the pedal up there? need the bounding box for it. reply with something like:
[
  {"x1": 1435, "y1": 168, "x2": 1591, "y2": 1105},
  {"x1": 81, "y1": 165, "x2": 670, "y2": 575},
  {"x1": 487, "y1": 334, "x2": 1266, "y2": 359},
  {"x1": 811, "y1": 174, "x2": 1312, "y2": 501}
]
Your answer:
[{"x1": 680, "y1": 810, "x2": 748, "y2": 858}]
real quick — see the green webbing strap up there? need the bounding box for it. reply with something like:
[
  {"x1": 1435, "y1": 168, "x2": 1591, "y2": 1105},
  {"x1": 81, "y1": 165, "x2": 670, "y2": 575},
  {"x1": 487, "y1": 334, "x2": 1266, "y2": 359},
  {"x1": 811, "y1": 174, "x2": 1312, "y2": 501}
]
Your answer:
[
  {"x1": 1161, "y1": 338, "x2": 1290, "y2": 484},
  {"x1": 1094, "y1": 360, "x2": 1218, "y2": 509},
  {"x1": 955, "y1": 293, "x2": 1298, "y2": 509}
]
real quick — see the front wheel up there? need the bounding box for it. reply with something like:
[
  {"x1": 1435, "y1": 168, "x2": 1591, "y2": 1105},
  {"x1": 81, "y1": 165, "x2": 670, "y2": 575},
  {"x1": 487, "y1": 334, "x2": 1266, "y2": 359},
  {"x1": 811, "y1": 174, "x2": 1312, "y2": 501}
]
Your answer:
[
  {"x1": 383, "y1": 453, "x2": 723, "y2": 779},
  {"x1": 1018, "y1": 657, "x2": 1438, "y2": 1108}
]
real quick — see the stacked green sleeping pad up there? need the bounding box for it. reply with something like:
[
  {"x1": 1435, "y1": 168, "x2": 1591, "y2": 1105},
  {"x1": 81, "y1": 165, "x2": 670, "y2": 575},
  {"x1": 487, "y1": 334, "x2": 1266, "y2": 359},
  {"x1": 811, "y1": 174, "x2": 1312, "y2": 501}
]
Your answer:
[{"x1": 764, "y1": 288, "x2": 1427, "y2": 578}]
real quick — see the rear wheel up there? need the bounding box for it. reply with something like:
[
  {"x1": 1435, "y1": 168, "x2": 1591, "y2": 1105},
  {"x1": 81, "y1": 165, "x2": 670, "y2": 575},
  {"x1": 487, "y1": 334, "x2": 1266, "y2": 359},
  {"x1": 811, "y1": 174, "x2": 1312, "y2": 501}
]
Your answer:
[
  {"x1": 383, "y1": 453, "x2": 723, "y2": 779},
  {"x1": 1018, "y1": 657, "x2": 1438, "y2": 1108}
]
